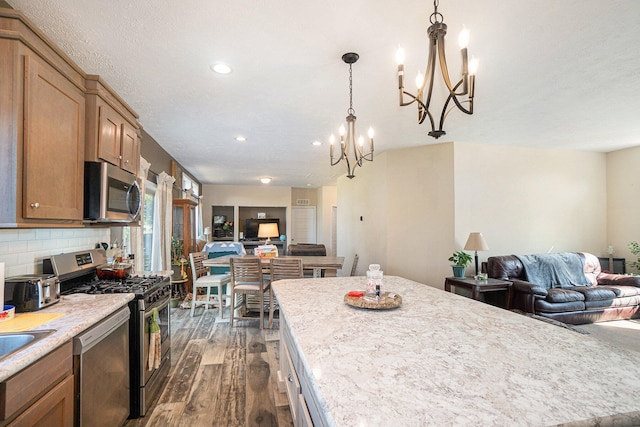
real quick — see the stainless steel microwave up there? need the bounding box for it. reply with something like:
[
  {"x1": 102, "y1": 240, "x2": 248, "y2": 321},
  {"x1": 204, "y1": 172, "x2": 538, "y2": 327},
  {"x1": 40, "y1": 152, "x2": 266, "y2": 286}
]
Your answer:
[{"x1": 84, "y1": 161, "x2": 142, "y2": 222}]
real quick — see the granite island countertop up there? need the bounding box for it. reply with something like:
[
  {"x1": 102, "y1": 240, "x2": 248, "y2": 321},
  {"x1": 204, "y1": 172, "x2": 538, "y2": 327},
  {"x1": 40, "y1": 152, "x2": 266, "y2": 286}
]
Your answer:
[
  {"x1": 0, "y1": 293, "x2": 134, "y2": 382},
  {"x1": 272, "y1": 276, "x2": 640, "y2": 427}
]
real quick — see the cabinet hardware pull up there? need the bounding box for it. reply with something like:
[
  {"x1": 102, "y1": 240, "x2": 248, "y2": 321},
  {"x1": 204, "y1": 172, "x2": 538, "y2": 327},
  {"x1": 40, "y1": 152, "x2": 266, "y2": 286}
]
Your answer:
[
  {"x1": 30, "y1": 202, "x2": 40, "y2": 209},
  {"x1": 287, "y1": 374, "x2": 293, "y2": 383}
]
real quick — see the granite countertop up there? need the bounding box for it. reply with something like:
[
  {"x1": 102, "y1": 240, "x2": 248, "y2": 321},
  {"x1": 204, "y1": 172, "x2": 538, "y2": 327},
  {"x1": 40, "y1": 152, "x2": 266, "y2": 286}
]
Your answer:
[
  {"x1": 0, "y1": 293, "x2": 134, "y2": 382},
  {"x1": 273, "y1": 276, "x2": 640, "y2": 427}
]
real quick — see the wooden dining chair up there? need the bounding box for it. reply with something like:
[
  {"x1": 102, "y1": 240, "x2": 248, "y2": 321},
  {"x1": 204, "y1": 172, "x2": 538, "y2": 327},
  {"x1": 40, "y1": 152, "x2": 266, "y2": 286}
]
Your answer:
[
  {"x1": 229, "y1": 256, "x2": 272, "y2": 329},
  {"x1": 269, "y1": 257, "x2": 303, "y2": 328},
  {"x1": 270, "y1": 257, "x2": 304, "y2": 282},
  {"x1": 189, "y1": 252, "x2": 231, "y2": 318}
]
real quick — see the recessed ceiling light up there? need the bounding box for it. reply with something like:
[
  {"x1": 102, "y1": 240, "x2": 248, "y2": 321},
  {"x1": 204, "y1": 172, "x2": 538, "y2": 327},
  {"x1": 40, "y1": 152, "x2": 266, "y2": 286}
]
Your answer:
[
  {"x1": 235, "y1": 136, "x2": 246, "y2": 142},
  {"x1": 312, "y1": 140, "x2": 321, "y2": 146},
  {"x1": 260, "y1": 177, "x2": 272, "y2": 184},
  {"x1": 211, "y1": 62, "x2": 232, "y2": 74}
]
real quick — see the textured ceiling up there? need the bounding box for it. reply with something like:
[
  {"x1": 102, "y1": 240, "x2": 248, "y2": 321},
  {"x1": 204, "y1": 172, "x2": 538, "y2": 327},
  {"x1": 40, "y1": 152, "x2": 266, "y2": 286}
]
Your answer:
[{"x1": 6, "y1": 0, "x2": 640, "y2": 187}]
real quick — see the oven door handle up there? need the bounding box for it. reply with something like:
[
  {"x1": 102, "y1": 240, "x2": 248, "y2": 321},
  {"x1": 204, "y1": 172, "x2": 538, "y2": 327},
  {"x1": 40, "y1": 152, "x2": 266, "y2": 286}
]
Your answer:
[{"x1": 143, "y1": 297, "x2": 170, "y2": 318}]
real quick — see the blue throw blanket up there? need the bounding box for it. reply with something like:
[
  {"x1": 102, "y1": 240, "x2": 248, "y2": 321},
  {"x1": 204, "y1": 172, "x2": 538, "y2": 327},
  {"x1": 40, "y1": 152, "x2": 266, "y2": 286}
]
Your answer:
[{"x1": 515, "y1": 253, "x2": 590, "y2": 289}]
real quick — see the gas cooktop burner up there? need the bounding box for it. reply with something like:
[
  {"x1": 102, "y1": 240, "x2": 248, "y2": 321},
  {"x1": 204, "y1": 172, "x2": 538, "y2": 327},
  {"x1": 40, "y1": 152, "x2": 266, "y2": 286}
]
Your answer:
[{"x1": 63, "y1": 275, "x2": 169, "y2": 296}]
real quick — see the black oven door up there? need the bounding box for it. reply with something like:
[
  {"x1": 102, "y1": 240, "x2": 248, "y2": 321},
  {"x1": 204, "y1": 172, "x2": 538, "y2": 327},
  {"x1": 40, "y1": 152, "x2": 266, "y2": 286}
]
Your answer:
[{"x1": 142, "y1": 296, "x2": 171, "y2": 385}]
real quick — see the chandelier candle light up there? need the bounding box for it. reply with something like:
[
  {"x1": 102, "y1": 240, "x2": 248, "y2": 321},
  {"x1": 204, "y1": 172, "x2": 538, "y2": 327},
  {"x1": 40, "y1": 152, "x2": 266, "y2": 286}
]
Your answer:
[
  {"x1": 396, "y1": 0, "x2": 478, "y2": 139},
  {"x1": 330, "y1": 52, "x2": 374, "y2": 179}
]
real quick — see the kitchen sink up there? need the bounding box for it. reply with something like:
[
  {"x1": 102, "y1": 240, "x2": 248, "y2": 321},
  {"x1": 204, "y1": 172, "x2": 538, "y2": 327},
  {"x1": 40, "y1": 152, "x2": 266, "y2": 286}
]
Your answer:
[{"x1": 0, "y1": 330, "x2": 55, "y2": 361}]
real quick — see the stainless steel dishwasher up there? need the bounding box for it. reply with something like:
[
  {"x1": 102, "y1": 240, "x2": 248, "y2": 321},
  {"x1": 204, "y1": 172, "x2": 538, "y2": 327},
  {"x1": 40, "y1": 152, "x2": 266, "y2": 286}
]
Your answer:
[{"x1": 73, "y1": 305, "x2": 130, "y2": 427}]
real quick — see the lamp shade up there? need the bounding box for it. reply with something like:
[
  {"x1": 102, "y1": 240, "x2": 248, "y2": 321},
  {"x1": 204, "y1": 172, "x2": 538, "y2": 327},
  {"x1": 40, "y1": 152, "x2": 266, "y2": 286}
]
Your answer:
[
  {"x1": 258, "y1": 223, "x2": 280, "y2": 239},
  {"x1": 464, "y1": 232, "x2": 489, "y2": 251}
]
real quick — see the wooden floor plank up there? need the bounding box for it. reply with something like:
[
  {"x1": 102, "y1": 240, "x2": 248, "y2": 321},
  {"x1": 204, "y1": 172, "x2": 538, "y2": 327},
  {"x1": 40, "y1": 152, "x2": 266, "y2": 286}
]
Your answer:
[
  {"x1": 201, "y1": 322, "x2": 230, "y2": 365},
  {"x1": 159, "y1": 339, "x2": 205, "y2": 404},
  {"x1": 245, "y1": 351, "x2": 278, "y2": 427},
  {"x1": 181, "y1": 363, "x2": 223, "y2": 425},
  {"x1": 209, "y1": 324, "x2": 248, "y2": 426},
  {"x1": 266, "y1": 340, "x2": 289, "y2": 409},
  {"x1": 190, "y1": 306, "x2": 217, "y2": 340},
  {"x1": 246, "y1": 326, "x2": 268, "y2": 354},
  {"x1": 138, "y1": 402, "x2": 187, "y2": 427}
]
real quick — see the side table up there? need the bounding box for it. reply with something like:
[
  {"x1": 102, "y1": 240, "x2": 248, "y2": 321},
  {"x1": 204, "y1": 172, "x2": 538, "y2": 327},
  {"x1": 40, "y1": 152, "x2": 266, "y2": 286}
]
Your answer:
[
  {"x1": 444, "y1": 277, "x2": 513, "y2": 309},
  {"x1": 170, "y1": 277, "x2": 188, "y2": 300}
]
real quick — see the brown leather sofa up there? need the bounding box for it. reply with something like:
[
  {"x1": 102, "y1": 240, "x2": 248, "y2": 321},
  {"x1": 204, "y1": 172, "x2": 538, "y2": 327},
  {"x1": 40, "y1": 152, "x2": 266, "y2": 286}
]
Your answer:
[
  {"x1": 487, "y1": 252, "x2": 640, "y2": 324},
  {"x1": 287, "y1": 244, "x2": 327, "y2": 277},
  {"x1": 287, "y1": 243, "x2": 326, "y2": 256}
]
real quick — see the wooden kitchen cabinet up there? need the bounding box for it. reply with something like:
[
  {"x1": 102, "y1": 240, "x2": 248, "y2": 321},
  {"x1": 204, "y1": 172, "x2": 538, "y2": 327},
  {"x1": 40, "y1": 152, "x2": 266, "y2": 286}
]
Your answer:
[
  {"x1": 0, "y1": 341, "x2": 74, "y2": 427},
  {"x1": 0, "y1": 10, "x2": 86, "y2": 227},
  {"x1": 85, "y1": 75, "x2": 141, "y2": 175}
]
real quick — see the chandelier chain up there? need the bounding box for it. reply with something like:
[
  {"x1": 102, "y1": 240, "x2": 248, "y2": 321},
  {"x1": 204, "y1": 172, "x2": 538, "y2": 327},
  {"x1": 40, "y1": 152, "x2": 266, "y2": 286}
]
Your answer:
[
  {"x1": 348, "y1": 63, "x2": 355, "y2": 115},
  {"x1": 430, "y1": 0, "x2": 443, "y2": 24}
]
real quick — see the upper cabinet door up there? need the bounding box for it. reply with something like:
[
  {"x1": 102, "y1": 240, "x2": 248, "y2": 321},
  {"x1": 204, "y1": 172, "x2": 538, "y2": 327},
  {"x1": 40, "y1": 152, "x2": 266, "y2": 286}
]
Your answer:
[
  {"x1": 22, "y1": 52, "x2": 85, "y2": 220},
  {"x1": 120, "y1": 121, "x2": 139, "y2": 174},
  {"x1": 97, "y1": 101, "x2": 123, "y2": 167}
]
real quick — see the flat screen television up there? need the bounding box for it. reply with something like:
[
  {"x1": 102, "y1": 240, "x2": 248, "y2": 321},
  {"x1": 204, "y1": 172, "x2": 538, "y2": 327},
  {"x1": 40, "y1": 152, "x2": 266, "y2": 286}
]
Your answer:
[{"x1": 244, "y1": 218, "x2": 279, "y2": 240}]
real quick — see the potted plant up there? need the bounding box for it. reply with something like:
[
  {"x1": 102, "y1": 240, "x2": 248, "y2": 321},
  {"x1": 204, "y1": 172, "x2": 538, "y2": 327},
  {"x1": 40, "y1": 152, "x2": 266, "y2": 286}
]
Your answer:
[
  {"x1": 628, "y1": 241, "x2": 640, "y2": 274},
  {"x1": 448, "y1": 250, "x2": 473, "y2": 278}
]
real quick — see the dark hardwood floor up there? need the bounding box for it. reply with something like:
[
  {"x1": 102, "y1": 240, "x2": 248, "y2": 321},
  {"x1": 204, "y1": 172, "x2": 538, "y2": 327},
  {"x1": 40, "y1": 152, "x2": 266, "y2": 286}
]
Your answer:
[{"x1": 124, "y1": 305, "x2": 293, "y2": 427}]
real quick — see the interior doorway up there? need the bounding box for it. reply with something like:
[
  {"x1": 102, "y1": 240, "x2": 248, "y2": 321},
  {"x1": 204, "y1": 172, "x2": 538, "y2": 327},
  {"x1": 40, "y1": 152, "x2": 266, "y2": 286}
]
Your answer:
[{"x1": 291, "y1": 206, "x2": 316, "y2": 244}]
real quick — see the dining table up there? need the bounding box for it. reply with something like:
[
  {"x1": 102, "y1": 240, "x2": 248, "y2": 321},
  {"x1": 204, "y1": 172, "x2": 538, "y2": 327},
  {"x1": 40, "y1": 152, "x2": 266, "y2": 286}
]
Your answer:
[{"x1": 202, "y1": 255, "x2": 345, "y2": 277}]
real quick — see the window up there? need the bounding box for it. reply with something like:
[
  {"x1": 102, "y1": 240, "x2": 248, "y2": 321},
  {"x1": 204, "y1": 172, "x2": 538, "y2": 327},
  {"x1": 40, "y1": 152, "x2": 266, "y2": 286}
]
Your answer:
[
  {"x1": 142, "y1": 180, "x2": 157, "y2": 271},
  {"x1": 182, "y1": 172, "x2": 202, "y2": 239},
  {"x1": 182, "y1": 173, "x2": 198, "y2": 198}
]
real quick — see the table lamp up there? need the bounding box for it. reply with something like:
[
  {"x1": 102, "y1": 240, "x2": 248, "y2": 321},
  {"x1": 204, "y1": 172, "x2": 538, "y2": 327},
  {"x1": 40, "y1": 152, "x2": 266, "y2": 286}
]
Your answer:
[
  {"x1": 258, "y1": 223, "x2": 279, "y2": 244},
  {"x1": 203, "y1": 226, "x2": 212, "y2": 242},
  {"x1": 464, "y1": 232, "x2": 489, "y2": 275}
]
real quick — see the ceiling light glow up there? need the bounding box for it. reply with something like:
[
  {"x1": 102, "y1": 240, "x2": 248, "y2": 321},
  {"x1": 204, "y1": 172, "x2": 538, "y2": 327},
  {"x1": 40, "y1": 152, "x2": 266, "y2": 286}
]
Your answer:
[
  {"x1": 235, "y1": 136, "x2": 246, "y2": 142},
  {"x1": 211, "y1": 62, "x2": 232, "y2": 74},
  {"x1": 260, "y1": 177, "x2": 272, "y2": 184}
]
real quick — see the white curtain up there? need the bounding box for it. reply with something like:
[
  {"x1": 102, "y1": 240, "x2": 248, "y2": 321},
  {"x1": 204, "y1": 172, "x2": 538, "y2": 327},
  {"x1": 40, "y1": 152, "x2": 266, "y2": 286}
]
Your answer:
[
  {"x1": 150, "y1": 171, "x2": 175, "y2": 271},
  {"x1": 131, "y1": 157, "x2": 150, "y2": 274},
  {"x1": 196, "y1": 196, "x2": 204, "y2": 240}
]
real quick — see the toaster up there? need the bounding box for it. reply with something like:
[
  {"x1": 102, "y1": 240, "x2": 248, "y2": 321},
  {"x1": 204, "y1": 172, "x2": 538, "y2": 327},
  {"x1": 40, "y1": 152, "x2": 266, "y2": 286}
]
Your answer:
[{"x1": 4, "y1": 274, "x2": 60, "y2": 312}]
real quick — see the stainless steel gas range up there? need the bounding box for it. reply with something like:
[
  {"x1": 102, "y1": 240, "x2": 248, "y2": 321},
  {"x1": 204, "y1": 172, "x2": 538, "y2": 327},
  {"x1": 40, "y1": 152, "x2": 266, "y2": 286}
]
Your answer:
[{"x1": 44, "y1": 248, "x2": 171, "y2": 418}]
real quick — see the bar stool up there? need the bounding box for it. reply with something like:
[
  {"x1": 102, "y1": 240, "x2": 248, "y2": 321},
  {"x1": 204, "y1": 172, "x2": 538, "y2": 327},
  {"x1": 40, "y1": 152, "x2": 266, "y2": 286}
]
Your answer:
[{"x1": 189, "y1": 252, "x2": 231, "y2": 318}]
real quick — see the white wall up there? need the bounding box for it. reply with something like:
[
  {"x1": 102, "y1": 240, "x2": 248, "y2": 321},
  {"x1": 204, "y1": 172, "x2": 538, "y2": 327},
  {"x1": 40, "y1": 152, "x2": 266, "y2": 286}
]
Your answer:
[
  {"x1": 454, "y1": 142, "x2": 607, "y2": 263},
  {"x1": 337, "y1": 142, "x2": 608, "y2": 288},
  {"x1": 0, "y1": 228, "x2": 111, "y2": 276},
  {"x1": 606, "y1": 146, "x2": 640, "y2": 273},
  {"x1": 317, "y1": 186, "x2": 337, "y2": 255}
]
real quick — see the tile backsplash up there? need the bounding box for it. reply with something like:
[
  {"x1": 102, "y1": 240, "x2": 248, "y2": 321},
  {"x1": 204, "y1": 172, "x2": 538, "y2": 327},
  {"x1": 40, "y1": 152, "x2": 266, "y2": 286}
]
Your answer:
[{"x1": 0, "y1": 228, "x2": 111, "y2": 277}]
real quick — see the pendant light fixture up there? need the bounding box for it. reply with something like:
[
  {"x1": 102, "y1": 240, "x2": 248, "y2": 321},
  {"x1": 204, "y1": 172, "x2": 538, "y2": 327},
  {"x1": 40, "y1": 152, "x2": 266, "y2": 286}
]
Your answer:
[
  {"x1": 330, "y1": 52, "x2": 374, "y2": 179},
  {"x1": 396, "y1": 0, "x2": 478, "y2": 139}
]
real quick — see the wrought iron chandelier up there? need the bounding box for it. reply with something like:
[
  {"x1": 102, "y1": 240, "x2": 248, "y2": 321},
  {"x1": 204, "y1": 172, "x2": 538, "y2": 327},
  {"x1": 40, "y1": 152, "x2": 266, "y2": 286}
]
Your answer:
[
  {"x1": 330, "y1": 52, "x2": 374, "y2": 179},
  {"x1": 396, "y1": 0, "x2": 478, "y2": 139}
]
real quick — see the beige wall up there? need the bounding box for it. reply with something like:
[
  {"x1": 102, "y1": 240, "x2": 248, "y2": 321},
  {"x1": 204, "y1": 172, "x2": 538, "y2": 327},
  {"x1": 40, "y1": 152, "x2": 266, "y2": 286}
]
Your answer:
[
  {"x1": 337, "y1": 142, "x2": 608, "y2": 288},
  {"x1": 606, "y1": 146, "x2": 640, "y2": 273},
  {"x1": 291, "y1": 188, "x2": 318, "y2": 207},
  {"x1": 337, "y1": 151, "x2": 390, "y2": 277}
]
